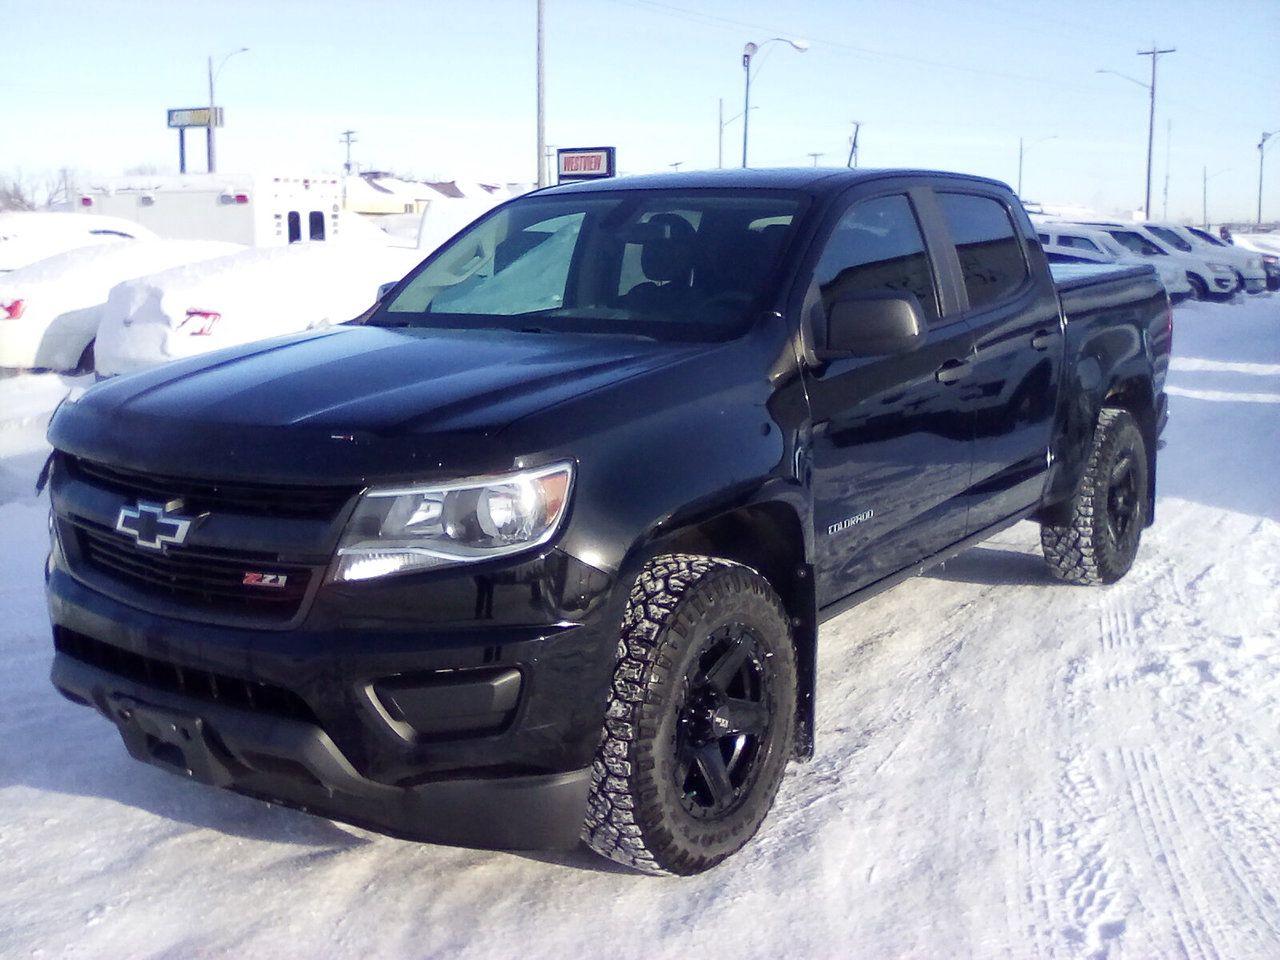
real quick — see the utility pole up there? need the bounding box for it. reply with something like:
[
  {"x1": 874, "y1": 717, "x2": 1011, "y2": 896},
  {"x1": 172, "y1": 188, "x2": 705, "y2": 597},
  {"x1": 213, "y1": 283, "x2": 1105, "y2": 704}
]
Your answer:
[
  {"x1": 536, "y1": 0, "x2": 547, "y2": 187},
  {"x1": 1203, "y1": 166, "x2": 1230, "y2": 229},
  {"x1": 846, "y1": 121, "x2": 861, "y2": 168},
  {"x1": 1162, "y1": 119, "x2": 1171, "y2": 220},
  {"x1": 718, "y1": 98, "x2": 723, "y2": 169},
  {"x1": 1017, "y1": 137, "x2": 1024, "y2": 196},
  {"x1": 1136, "y1": 44, "x2": 1175, "y2": 219},
  {"x1": 340, "y1": 130, "x2": 358, "y2": 175},
  {"x1": 669, "y1": 161, "x2": 683, "y2": 171},
  {"x1": 1259, "y1": 131, "x2": 1277, "y2": 226},
  {"x1": 207, "y1": 55, "x2": 216, "y2": 173},
  {"x1": 807, "y1": 152, "x2": 823, "y2": 167}
]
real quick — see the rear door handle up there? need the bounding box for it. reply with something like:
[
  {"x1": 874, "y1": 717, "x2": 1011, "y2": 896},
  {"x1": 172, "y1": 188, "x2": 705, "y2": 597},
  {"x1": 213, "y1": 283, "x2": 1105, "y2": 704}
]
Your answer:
[
  {"x1": 934, "y1": 359, "x2": 970, "y2": 385},
  {"x1": 1031, "y1": 328, "x2": 1057, "y2": 351}
]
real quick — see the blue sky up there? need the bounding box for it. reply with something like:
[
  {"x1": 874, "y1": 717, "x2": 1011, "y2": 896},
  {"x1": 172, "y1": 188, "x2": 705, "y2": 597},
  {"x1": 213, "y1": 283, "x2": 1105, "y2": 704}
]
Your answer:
[{"x1": 5, "y1": 0, "x2": 1278, "y2": 221}]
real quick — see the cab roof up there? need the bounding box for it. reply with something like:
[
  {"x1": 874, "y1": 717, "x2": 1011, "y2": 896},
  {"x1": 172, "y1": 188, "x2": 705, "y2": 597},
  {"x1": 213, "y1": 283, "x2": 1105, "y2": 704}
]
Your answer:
[{"x1": 538, "y1": 167, "x2": 1010, "y2": 197}]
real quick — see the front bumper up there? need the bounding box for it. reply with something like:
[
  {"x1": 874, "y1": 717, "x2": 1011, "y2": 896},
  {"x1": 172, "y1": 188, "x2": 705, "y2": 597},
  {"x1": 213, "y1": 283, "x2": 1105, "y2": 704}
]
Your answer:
[
  {"x1": 51, "y1": 651, "x2": 591, "y2": 848},
  {"x1": 46, "y1": 545, "x2": 620, "y2": 849}
]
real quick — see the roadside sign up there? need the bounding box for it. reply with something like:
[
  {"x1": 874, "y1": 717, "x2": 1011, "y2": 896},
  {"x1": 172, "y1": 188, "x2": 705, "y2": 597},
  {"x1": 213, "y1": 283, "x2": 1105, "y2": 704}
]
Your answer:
[
  {"x1": 168, "y1": 107, "x2": 224, "y2": 129},
  {"x1": 556, "y1": 147, "x2": 616, "y2": 182}
]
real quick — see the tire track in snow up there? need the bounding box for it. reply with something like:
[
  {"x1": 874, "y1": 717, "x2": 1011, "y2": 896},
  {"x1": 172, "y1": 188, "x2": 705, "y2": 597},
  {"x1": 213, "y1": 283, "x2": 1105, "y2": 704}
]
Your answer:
[{"x1": 1119, "y1": 748, "x2": 1223, "y2": 960}]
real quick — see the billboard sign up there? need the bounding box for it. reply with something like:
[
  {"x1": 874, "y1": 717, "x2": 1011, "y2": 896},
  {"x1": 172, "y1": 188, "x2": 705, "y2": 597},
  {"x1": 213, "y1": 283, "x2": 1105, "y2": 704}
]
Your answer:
[
  {"x1": 168, "y1": 107, "x2": 224, "y2": 129},
  {"x1": 556, "y1": 147, "x2": 616, "y2": 182}
]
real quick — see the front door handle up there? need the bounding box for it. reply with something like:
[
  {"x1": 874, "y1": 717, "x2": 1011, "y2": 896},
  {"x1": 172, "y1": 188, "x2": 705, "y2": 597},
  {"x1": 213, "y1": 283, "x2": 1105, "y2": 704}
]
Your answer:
[
  {"x1": 934, "y1": 359, "x2": 970, "y2": 385},
  {"x1": 1031, "y1": 328, "x2": 1057, "y2": 351}
]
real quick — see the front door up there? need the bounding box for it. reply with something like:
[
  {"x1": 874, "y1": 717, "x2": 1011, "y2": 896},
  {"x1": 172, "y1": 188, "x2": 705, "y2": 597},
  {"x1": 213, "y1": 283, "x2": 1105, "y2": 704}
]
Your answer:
[{"x1": 801, "y1": 189, "x2": 975, "y2": 607}]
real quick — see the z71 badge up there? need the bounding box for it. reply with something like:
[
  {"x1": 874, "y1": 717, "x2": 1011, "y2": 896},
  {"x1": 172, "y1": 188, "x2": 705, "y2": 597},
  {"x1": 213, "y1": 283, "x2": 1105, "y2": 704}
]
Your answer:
[{"x1": 242, "y1": 572, "x2": 289, "y2": 588}]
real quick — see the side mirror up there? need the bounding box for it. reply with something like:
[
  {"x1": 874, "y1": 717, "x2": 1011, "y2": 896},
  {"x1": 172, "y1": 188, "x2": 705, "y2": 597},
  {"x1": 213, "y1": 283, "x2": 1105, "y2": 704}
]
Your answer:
[
  {"x1": 818, "y1": 291, "x2": 926, "y2": 358},
  {"x1": 377, "y1": 281, "x2": 398, "y2": 301}
]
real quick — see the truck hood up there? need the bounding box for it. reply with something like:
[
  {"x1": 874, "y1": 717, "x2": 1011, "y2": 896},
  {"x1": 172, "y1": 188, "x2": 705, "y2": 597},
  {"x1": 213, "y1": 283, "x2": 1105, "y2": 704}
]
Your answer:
[{"x1": 50, "y1": 325, "x2": 709, "y2": 483}]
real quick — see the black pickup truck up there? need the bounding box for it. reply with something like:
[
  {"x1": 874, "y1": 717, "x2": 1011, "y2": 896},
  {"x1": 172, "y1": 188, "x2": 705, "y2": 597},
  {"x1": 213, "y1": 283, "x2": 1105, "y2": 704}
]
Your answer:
[{"x1": 44, "y1": 169, "x2": 1171, "y2": 875}]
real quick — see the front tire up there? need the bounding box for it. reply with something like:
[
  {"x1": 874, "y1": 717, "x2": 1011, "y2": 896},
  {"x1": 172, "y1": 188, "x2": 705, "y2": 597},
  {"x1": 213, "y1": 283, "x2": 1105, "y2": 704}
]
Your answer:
[
  {"x1": 583, "y1": 555, "x2": 796, "y2": 875},
  {"x1": 1040, "y1": 408, "x2": 1148, "y2": 585},
  {"x1": 1187, "y1": 274, "x2": 1208, "y2": 301}
]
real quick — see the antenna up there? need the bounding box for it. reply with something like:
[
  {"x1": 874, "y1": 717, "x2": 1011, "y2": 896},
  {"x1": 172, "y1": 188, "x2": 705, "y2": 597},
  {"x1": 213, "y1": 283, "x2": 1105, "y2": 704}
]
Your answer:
[{"x1": 847, "y1": 121, "x2": 862, "y2": 168}]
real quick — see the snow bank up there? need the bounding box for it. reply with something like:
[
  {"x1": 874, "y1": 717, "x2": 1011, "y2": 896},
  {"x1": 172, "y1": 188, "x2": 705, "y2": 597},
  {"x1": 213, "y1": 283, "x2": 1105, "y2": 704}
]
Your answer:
[
  {"x1": 1, "y1": 296, "x2": 1278, "y2": 958},
  {"x1": 94, "y1": 241, "x2": 424, "y2": 376}
]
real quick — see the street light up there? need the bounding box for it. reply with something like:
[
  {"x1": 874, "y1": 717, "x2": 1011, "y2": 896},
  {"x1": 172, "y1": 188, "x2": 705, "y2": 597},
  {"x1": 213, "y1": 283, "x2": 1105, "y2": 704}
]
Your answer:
[
  {"x1": 1017, "y1": 135, "x2": 1057, "y2": 197},
  {"x1": 207, "y1": 47, "x2": 249, "y2": 174},
  {"x1": 1259, "y1": 130, "x2": 1278, "y2": 226},
  {"x1": 741, "y1": 37, "x2": 808, "y2": 168},
  {"x1": 1096, "y1": 43, "x2": 1175, "y2": 220}
]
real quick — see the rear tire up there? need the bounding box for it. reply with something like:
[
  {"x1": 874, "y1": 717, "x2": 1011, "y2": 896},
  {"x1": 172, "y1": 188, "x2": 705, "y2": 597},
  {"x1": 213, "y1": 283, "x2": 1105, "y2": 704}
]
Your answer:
[
  {"x1": 582, "y1": 554, "x2": 796, "y2": 875},
  {"x1": 1040, "y1": 408, "x2": 1148, "y2": 585}
]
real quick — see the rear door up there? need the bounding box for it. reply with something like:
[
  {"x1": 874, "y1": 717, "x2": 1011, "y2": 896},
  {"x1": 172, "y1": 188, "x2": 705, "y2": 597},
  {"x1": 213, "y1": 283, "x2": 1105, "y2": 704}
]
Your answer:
[
  {"x1": 932, "y1": 189, "x2": 1063, "y2": 533},
  {"x1": 799, "y1": 183, "x2": 975, "y2": 606}
]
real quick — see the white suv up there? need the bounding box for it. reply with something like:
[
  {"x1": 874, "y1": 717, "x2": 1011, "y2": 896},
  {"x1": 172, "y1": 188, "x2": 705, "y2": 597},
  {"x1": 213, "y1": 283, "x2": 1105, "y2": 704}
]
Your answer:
[
  {"x1": 1070, "y1": 221, "x2": 1238, "y2": 300},
  {"x1": 1034, "y1": 223, "x2": 1193, "y2": 302},
  {"x1": 1146, "y1": 223, "x2": 1266, "y2": 294}
]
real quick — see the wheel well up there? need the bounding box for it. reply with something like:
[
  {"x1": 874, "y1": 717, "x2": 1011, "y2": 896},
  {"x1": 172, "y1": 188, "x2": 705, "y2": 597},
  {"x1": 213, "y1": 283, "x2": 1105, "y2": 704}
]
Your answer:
[
  {"x1": 1104, "y1": 378, "x2": 1158, "y2": 525},
  {"x1": 659, "y1": 502, "x2": 816, "y2": 760}
]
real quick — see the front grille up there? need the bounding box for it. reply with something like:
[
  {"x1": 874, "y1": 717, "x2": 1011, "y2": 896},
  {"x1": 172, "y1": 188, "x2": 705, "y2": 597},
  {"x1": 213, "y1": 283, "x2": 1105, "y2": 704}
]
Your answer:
[
  {"x1": 66, "y1": 455, "x2": 355, "y2": 521},
  {"x1": 71, "y1": 518, "x2": 312, "y2": 621},
  {"x1": 55, "y1": 628, "x2": 318, "y2": 725}
]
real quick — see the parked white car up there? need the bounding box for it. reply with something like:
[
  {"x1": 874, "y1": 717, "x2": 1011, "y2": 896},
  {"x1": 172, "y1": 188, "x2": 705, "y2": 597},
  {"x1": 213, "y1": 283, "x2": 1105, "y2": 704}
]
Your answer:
[
  {"x1": 0, "y1": 211, "x2": 157, "y2": 273},
  {"x1": 0, "y1": 240, "x2": 242, "y2": 372},
  {"x1": 1145, "y1": 223, "x2": 1266, "y2": 294},
  {"x1": 1035, "y1": 223, "x2": 1193, "y2": 302},
  {"x1": 1068, "y1": 220, "x2": 1238, "y2": 300},
  {"x1": 1222, "y1": 232, "x2": 1280, "y2": 290},
  {"x1": 94, "y1": 241, "x2": 424, "y2": 376}
]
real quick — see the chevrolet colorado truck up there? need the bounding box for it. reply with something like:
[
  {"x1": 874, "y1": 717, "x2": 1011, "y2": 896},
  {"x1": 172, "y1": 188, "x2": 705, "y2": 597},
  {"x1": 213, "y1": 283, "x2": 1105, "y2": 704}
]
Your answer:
[{"x1": 43, "y1": 169, "x2": 1171, "y2": 875}]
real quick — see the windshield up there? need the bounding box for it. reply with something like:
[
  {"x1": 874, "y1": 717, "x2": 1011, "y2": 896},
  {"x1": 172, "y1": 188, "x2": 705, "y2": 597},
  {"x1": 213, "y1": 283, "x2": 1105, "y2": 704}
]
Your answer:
[
  {"x1": 1146, "y1": 225, "x2": 1193, "y2": 252},
  {"x1": 1187, "y1": 227, "x2": 1224, "y2": 247},
  {"x1": 1108, "y1": 230, "x2": 1165, "y2": 256},
  {"x1": 373, "y1": 190, "x2": 805, "y2": 341}
]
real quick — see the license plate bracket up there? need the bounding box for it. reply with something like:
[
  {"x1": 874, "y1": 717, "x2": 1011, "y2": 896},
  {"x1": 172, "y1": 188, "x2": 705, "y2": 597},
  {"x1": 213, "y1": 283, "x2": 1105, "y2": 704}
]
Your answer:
[{"x1": 107, "y1": 695, "x2": 236, "y2": 787}]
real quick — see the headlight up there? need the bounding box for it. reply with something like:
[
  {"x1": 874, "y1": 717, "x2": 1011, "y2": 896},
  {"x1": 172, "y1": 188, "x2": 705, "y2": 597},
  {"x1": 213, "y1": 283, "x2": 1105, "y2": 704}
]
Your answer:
[
  {"x1": 332, "y1": 461, "x2": 574, "y2": 582},
  {"x1": 1206, "y1": 261, "x2": 1232, "y2": 272},
  {"x1": 1264, "y1": 254, "x2": 1279, "y2": 266}
]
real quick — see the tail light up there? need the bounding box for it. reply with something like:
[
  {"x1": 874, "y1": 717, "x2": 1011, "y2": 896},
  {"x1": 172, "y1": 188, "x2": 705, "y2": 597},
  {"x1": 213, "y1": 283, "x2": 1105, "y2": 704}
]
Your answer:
[
  {"x1": 180, "y1": 309, "x2": 220, "y2": 336},
  {"x1": 80, "y1": 196, "x2": 93, "y2": 207},
  {"x1": 219, "y1": 193, "x2": 250, "y2": 205},
  {"x1": 0, "y1": 299, "x2": 25, "y2": 320}
]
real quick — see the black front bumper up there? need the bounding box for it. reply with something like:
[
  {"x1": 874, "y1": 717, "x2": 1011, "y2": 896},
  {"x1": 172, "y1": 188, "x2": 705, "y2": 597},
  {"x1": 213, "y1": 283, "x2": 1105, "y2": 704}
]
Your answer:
[
  {"x1": 46, "y1": 547, "x2": 621, "y2": 850},
  {"x1": 51, "y1": 651, "x2": 591, "y2": 849}
]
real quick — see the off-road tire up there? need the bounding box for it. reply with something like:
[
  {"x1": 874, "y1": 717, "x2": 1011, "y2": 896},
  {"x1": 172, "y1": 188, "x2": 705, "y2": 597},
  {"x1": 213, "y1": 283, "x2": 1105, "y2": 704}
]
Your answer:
[
  {"x1": 1040, "y1": 407, "x2": 1148, "y2": 585},
  {"x1": 582, "y1": 554, "x2": 796, "y2": 876}
]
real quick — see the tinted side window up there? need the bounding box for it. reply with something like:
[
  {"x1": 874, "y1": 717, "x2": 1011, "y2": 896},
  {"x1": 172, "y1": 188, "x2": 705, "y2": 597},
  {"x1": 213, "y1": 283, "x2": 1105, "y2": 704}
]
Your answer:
[
  {"x1": 1146, "y1": 225, "x2": 1191, "y2": 252},
  {"x1": 937, "y1": 193, "x2": 1029, "y2": 309},
  {"x1": 287, "y1": 211, "x2": 301, "y2": 244},
  {"x1": 309, "y1": 210, "x2": 325, "y2": 240},
  {"x1": 811, "y1": 194, "x2": 940, "y2": 323},
  {"x1": 1060, "y1": 234, "x2": 1100, "y2": 252}
]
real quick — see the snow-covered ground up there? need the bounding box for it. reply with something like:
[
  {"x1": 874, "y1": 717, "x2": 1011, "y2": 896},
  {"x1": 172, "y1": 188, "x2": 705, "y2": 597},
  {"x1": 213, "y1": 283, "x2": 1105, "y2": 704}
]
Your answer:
[{"x1": 1, "y1": 296, "x2": 1277, "y2": 959}]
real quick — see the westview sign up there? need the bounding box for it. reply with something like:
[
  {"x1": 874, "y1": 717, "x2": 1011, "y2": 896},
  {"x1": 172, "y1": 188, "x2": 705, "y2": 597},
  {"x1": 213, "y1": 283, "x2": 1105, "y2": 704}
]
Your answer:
[{"x1": 556, "y1": 147, "x2": 616, "y2": 182}]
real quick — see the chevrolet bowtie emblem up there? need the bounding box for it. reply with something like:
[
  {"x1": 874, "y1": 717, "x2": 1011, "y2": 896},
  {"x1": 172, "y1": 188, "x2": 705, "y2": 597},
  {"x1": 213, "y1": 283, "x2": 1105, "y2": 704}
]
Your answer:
[{"x1": 115, "y1": 501, "x2": 194, "y2": 551}]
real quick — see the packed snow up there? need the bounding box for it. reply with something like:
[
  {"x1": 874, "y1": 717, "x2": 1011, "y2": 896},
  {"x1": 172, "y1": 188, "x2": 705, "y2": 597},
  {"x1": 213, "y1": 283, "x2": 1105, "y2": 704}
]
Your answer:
[
  {"x1": 0, "y1": 211, "x2": 158, "y2": 274},
  {"x1": 0, "y1": 295, "x2": 1277, "y2": 959},
  {"x1": 93, "y1": 241, "x2": 425, "y2": 376}
]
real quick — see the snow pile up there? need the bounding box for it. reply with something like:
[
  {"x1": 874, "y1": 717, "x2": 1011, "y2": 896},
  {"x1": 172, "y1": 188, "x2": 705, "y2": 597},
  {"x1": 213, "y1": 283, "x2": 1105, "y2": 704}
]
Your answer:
[
  {"x1": 0, "y1": 296, "x2": 1277, "y2": 957},
  {"x1": 0, "y1": 211, "x2": 158, "y2": 273},
  {"x1": 0, "y1": 240, "x2": 243, "y2": 370},
  {"x1": 94, "y1": 242, "x2": 425, "y2": 376}
]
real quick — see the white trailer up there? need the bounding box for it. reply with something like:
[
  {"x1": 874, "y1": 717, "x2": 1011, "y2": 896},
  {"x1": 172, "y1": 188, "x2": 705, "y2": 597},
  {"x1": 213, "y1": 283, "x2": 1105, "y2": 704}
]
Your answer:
[{"x1": 77, "y1": 174, "x2": 344, "y2": 248}]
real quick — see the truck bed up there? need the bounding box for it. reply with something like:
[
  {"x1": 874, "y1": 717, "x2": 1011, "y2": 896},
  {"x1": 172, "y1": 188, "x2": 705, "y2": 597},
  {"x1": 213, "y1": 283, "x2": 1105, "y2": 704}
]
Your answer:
[{"x1": 1049, "y1": 261, "x2": 1154, "y2": 293}]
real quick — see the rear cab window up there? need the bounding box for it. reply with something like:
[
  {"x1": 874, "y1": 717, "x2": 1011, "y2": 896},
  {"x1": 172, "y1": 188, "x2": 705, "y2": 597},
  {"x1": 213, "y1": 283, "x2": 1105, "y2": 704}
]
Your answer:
[{"x1": 936, "y1": 192, "x2": 1030, "y2": 310}]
